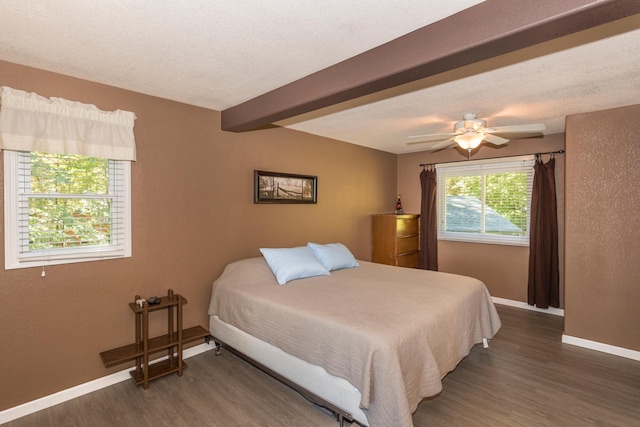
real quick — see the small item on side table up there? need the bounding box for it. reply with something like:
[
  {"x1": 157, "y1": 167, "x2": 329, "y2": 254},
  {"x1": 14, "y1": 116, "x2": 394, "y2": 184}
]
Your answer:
[{"x1": 147, "y1": 296, "x2": 160, "y2": 304}]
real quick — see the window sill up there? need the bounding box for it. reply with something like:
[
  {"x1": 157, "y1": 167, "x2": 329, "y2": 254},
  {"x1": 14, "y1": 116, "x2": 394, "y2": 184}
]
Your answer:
[{"x1": 438, "y1": 233, "x2": 529, "y2": 247}]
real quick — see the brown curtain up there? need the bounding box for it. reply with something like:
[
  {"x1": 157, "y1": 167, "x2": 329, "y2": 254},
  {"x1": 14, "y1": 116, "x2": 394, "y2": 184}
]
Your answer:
[
  {"x1": 420, "y1": 167, "x2": 438, "y2": 271},
  {"x1": 528, "y1": 156, "x2": 559, "y2": 308}
]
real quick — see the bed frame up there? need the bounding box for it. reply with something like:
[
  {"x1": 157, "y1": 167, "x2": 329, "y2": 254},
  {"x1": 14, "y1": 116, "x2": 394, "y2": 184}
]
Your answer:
[
  {"x1": 212, "y1": 338, "x2": 354, "y2": 426},
  {"x1": 207, "y1": 258, "x2": 500, "y2": 426},
  {"x1": 209, "y1": 315, "x2": 369, "y2": 426},
  {"x1": 211, "y1": 335, "x2": 490, "y2": 426}
]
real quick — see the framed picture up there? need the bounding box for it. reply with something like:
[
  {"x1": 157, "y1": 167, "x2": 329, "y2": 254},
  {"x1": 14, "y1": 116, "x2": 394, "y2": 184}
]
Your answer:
[{"x1": 254, "y1": 170, "x2": 317, "y2": 204}]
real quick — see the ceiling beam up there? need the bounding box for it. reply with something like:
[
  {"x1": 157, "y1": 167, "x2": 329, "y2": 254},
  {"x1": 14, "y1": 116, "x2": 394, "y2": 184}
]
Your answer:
[{"x1": 221, "y1": 0, "x2": 640, "y2": 132}]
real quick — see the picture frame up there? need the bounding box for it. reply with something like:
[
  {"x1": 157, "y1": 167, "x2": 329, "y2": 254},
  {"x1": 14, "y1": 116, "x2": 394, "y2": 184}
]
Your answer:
[{"x1": 254, "y1": 170, "x2": 317, "y2": 204}]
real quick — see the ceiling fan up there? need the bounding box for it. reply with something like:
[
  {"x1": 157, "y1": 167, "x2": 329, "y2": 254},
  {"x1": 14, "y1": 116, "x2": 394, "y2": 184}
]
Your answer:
[{"x1": 407, "y1": 113, "x2": 545, "y2": 153}]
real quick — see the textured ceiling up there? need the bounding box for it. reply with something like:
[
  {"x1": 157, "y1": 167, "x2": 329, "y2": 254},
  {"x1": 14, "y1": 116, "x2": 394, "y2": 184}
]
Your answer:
[{"x1": 1, "y1": 1, "x2": 639, "y2": 154}]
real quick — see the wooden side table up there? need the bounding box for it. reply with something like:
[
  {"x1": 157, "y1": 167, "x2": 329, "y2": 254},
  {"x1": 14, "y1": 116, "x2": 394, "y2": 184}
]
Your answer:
[{"x1": 100, "y1": 289, "x2": 210, "y2": 389}]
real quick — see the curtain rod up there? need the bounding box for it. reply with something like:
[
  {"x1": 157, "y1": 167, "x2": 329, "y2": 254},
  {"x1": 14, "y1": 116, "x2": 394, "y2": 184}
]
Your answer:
[{"x1": 419, "y1": 149, "x2": 564, "y2": 168}]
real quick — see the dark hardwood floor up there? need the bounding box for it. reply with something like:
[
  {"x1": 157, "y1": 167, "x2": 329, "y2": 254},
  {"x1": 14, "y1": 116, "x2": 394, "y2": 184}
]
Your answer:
[{"x1": 5, "y1": 305, "x2": 640, "y2": 426}]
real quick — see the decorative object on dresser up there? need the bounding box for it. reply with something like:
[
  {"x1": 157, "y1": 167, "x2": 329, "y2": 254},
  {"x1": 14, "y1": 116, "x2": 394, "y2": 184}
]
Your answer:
[
  {"x1": 395, "y1": 194, "x2": 404, "y2": 214},
  {"x1": 372, "y1": 214, "x2": 420, "y2": 268},
  {"x1": 99, "y1": 289, "x2": 210, "y2": 389}
]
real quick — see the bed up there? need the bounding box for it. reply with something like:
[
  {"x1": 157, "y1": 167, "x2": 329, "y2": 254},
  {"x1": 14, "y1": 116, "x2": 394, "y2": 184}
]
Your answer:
[{"x1": 208, "y1": 246, "x2": 501, "y2": 427}]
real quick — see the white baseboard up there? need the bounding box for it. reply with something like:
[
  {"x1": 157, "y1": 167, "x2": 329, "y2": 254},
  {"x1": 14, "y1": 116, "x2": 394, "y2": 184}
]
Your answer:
[
  {"x1": 492, "y1": 297, "x2": 565, "y2": 316},
  {"x1": 492, "y1": 297, "x2": 640, "y2": 362},
  {"x1": 1, "y1": 301, "x2": 553, "y2": 423},
  {"x1": 5, "y1": 306, "x2": 637, "y2": 424},
  {"x1": 0, "y1": 342, "x2": 215, "y2": 425},
  {"x1": 562, "y1": 334, "x2": 640, "y2": 362}
]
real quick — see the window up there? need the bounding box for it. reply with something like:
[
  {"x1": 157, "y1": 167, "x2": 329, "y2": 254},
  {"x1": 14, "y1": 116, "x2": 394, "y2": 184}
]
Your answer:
[
  {"x1": 436, "y1": 157, "x2": 534, "y2": 246},
  {"x1": 1, "y1": 86, "x2": 136, "y2": 269},
  {"x1": 4, "y1": 151, "x2": 131, "y2": 269}
]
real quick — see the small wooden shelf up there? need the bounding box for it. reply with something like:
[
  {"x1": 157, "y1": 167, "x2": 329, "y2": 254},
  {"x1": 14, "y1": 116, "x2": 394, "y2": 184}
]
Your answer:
[
  {"x1": 99, "y1": 289, "x2": 210, "y2": 389},
  {"x1": 129, "y1": 359, "x2": 189, "y2": 385},
  {"x1": 100, "y1": 325, "x2": 210, "y2": 368}
]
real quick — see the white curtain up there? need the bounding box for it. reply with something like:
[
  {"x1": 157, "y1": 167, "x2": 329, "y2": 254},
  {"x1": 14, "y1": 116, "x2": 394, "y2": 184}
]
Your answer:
[{"x1": 0, "y1": 86, "x2": 136, "y2": 161}]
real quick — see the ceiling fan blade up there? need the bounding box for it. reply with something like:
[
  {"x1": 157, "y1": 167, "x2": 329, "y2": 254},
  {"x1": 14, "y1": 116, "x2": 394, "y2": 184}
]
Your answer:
[
  {"x1": 483, "y1": 133, "x2": 509, "y2": 145},
  {"x1": 487, "y1": 123, "x2": 546, "y2": 134},
  {"x1": 426, "y1": 137, "x2": 456, "y2": 150},
  {"x1": 407, "y1": 132, "x2": 455, "y2": 143}
]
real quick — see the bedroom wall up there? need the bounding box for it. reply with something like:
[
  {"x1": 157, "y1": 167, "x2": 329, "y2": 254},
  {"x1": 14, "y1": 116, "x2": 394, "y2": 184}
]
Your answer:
[
  {"x1": 564, "y1": 104, "x2": 640, "y2": 352},
  {"x1": 0, "y1": 60, "x2": 397, "y2": 411},
  {"x1": 396, "y1": 134, "x2": 565, "y2": 305}
]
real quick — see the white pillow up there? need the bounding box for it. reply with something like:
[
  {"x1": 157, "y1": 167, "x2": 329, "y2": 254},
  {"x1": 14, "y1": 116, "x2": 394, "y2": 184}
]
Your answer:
[
  {"x1": 307, "y1": 242, "x2": 360, "y2": 271},
  {"x1": 259, "y1": 246, "x2": 331, "y2": 285}
]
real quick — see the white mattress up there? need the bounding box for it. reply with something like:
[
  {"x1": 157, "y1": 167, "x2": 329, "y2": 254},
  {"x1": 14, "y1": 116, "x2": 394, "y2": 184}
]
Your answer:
[{"x1": 209, "y1": 315, "x2": 369, "y2": 426}]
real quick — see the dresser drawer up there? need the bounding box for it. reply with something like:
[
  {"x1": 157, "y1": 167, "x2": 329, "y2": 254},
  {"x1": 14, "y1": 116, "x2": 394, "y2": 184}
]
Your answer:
[
  {"x1": 397, "y1": 251, "x2": 420, "y2": 268},
  {"x1": 396, "y1": 235, "x2": 419, "y2": 255},
  {"x1": 396, "y1": 216, "x2": 419, "y2": 237}
]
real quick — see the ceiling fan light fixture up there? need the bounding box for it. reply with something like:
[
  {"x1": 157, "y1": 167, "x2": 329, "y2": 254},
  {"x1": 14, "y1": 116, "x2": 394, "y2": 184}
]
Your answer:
[
  {"x1": 454, "y1": 113, "x2": 486, "y2": 133},
  {"x1": 454, "y1": 132, "x2": 484, "y2": 150},
  {"x1": 407, "y1": 113, "x2": 543, "y2": 152}
]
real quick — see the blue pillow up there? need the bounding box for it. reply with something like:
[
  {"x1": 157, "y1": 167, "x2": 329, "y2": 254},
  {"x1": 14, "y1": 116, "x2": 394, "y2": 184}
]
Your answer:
[
  {"x1": 307, "y1": 242, "x2": 360, "y2": 271},
  {"x1": 259, "y1": 246, "x2": 331, "y2": 285}
]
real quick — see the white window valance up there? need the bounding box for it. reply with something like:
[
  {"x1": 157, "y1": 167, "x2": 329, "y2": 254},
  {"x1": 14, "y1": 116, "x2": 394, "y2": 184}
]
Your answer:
[{"x1": 0, "y1": 86, "x2": 136, "y2": 161}]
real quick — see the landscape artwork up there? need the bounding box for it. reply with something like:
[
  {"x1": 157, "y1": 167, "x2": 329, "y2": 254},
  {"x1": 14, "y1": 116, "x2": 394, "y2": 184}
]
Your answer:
[{"x1": 254, "y1": 170, "x2": 317, "y2": 204}]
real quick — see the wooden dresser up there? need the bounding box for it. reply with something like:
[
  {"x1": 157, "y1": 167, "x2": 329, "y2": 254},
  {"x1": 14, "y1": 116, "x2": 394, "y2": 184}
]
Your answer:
[{"x1": 372, "y1": 214, "x2": 420, "y2": 268}]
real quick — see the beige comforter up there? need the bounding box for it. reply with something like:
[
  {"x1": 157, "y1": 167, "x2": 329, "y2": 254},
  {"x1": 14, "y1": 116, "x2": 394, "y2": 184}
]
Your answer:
[{"x1": 208, "y1": 257, "x2": 501, "y2": 427}]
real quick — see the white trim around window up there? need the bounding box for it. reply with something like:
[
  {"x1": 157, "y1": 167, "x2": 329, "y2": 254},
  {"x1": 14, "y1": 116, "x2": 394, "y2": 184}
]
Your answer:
[
  {"x1": 436, "y1": 155, "x2": 535, "y2": 246},
  {"x1": 4, "y1": 151, "x2": 132, "y2": 269}
]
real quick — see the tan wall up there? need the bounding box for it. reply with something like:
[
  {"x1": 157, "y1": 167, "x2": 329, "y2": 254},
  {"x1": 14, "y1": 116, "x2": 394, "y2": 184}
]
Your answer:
[
  {"x1": 397, "y1": 134, "x2": 565, "y2": 304},
  {"x1": 564, "y1": 104, "x2": 640, "y2": 351},
  {"x1": 0, "y1": 60, "x2": 397, "y2": 410}
]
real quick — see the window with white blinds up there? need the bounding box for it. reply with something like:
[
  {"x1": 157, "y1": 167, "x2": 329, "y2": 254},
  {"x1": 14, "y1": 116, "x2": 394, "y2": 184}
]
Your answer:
[
  {"x1": 436, "y1": 157, "x2": 535, "y2": 246},
  {"x1": 4, "y1": 151, "x2": 131, "y2": 269}
]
